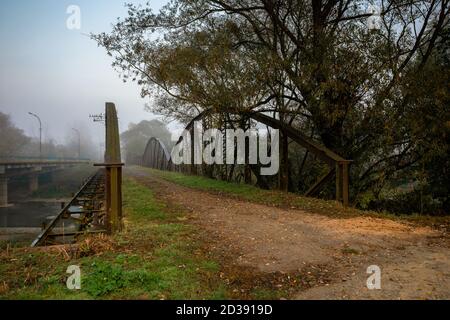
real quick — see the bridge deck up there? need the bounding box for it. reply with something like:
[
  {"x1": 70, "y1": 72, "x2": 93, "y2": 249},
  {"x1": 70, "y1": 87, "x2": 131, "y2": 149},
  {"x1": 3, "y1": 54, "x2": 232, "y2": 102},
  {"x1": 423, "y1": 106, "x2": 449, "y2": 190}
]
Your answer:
[{"x1": 0, "y1": 160, "x2": 90, "y2": 167}]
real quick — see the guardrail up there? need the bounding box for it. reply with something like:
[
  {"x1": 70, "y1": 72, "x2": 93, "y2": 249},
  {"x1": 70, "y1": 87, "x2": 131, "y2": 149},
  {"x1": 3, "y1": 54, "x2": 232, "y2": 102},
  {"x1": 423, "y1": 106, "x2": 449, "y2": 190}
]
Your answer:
[{"x1": 31, "y1": 169, "x2": 107, "y2": 247}]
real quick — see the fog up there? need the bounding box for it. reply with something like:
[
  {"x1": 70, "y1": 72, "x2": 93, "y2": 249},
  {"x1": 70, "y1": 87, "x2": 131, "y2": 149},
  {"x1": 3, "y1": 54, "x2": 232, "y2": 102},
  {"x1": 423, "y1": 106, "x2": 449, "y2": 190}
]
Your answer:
[{"x1": 0, "y1": 0, "x2": 183, "y2": 153}]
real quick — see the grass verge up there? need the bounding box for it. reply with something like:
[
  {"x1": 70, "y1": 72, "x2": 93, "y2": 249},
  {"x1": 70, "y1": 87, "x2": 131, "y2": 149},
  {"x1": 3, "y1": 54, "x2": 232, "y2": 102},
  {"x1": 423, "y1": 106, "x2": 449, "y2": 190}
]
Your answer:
[
  {"x1": 0, "y1": 177, "x2": 225, "y2": 300},
  {"x1": 139, "y1": 167, "x2": 450, "y2": 230}
]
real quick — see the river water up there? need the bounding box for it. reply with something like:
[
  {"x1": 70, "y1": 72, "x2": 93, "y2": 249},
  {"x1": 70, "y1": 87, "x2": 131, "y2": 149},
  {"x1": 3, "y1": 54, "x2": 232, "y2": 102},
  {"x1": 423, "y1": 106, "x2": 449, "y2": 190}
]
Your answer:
[
  {"x1": 0, "y1": 201, "x2": 63, "y2": 243},
  {"x1": 0, "y1": 201, "x2": 62, "y2": 228}
]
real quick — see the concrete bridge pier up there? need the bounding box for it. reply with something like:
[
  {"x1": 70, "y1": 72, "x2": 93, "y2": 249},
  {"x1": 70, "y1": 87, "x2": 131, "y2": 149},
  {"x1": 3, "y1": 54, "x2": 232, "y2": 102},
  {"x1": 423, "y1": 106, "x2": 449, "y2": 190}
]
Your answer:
[
  {"x1": 29, "y1": 174, "x2": 39, "y2": 193},
  {"x1": 47, "y1": 171, "x2": 54, "y2": 183},
  {"x1": 0, "y1": 176, "x2": 9, "y2": 207}
]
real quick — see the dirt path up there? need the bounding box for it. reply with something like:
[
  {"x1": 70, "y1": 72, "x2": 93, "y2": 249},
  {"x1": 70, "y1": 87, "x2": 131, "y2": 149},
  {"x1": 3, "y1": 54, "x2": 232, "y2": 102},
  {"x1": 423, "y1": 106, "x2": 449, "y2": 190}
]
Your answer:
[{"x1": 126, "y1": 167, "x2": 450, "y2": 300}]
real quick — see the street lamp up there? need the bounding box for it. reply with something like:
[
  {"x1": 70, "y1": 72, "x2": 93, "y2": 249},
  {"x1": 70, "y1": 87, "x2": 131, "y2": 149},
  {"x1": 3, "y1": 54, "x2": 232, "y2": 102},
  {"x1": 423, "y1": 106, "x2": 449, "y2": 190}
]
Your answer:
[
  {"x1": 72, "y1": 128, "x2": 81, "y2": 159},
  {"x1": 28, "y1": 112, "x2": 42, "y2": 160}
]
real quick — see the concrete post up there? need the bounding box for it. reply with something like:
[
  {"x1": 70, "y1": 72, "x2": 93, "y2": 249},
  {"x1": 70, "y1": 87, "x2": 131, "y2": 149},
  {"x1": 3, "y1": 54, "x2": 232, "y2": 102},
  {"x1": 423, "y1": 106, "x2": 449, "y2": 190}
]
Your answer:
[
  {"x1": 47, "y1": 171, "x2": 54, "y2": 183},
  {"x1": 29, "y1": 174, "x2": 39, "y2": 193},
  {"x1": 0, "y1": 176, "x2": 8, "y2": 207}
]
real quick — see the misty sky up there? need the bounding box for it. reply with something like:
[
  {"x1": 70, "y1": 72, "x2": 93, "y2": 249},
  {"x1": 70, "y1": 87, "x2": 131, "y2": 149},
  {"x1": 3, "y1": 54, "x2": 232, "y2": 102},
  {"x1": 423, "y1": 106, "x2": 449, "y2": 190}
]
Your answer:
[{"x1": 0, "y1": 0, "x2": 171, "y2": 147}]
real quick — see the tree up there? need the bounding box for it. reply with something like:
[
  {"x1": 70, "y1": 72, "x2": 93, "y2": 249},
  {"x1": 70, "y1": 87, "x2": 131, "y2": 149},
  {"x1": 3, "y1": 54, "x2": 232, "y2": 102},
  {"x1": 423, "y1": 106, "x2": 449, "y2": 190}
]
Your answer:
[
  {"x1": 0, "y1": 112, "x2": 30, "y2": 158},
  {"x1": 121, "y1": 119, "x2": 172, "y2": 163},
  {"x1": 401, "y1": 25, "x2": 450, "y2": 213},
  {"x1": 94, "y1": 0, "x2": 450, "y2": 206}
]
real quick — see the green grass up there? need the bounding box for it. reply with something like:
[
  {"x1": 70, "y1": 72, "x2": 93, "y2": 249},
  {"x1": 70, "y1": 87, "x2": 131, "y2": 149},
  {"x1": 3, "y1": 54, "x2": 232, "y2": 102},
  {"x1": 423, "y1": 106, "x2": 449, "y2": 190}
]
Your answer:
[
  {"x1": 3, "y1": 167, "x2": 447, "y2": 300},
  {"x1": 0, "y1": 177, "x2": 225, "y2": 300},
  {"x1": 139, "y1": 167, "x2": 450, "y2": 229}
]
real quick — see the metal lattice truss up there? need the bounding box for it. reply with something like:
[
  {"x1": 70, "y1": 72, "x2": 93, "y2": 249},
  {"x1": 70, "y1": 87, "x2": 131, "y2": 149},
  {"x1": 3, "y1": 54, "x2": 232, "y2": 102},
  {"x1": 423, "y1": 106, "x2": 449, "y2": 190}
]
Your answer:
[{"x1": 140, "y1": 109, "x2": 352, "y2": 206}]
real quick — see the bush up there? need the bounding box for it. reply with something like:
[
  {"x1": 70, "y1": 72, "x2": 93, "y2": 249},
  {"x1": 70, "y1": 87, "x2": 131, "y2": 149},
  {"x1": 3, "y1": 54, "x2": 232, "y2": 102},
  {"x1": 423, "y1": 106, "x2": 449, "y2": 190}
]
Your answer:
[{"x1": 367, "y1": 190, "x2": 444, "y2": 215}]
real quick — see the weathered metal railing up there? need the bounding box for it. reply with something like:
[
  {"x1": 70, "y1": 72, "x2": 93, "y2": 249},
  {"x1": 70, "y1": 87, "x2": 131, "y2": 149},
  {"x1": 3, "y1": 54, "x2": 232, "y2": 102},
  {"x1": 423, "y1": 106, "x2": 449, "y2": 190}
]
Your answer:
[
  {"x1": 31, "y1": 169, "x2": 106, "y2": 247},
  {"x1": 141, "y1": 109, "x2": 352, "y2": 206}
]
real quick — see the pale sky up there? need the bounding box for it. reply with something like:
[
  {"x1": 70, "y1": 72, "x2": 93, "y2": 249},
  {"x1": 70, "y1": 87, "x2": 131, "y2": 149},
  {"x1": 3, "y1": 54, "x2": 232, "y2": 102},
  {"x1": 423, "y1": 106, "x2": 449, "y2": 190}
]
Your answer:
[{"x1": 0, "y1": 0, "x2": 171, "y2": 146}]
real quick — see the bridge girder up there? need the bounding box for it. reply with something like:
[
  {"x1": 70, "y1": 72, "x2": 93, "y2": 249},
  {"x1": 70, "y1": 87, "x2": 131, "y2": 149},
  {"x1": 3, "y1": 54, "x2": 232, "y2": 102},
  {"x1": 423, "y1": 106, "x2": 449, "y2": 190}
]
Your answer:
[{"x1": 141, "y1": 109, "x2": 352, "y2": 206}]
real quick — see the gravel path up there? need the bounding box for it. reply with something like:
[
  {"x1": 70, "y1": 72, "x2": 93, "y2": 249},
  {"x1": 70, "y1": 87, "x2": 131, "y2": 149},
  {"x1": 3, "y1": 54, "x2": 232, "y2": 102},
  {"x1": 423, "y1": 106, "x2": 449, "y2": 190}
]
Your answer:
[{"x1": 127, "y1": 167, "x2": 450, "y2": 300}]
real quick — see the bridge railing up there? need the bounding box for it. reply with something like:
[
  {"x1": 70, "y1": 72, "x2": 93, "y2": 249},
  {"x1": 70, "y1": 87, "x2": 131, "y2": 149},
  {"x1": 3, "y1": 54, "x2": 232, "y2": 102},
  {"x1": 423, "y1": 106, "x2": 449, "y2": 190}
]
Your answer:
[{"x1": 140, "y1": 109, "x2": 352, "y2": 206}]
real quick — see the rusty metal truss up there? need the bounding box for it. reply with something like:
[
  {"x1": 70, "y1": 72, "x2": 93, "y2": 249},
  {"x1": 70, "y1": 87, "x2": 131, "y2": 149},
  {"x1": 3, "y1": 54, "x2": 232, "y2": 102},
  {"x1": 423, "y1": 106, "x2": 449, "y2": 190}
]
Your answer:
[
  {"x1": 31, "y1": 169, "x2": 107, "y2": 247},
  {"x1": 140, "y1": 109, "x2": 352, "y2": 206}
]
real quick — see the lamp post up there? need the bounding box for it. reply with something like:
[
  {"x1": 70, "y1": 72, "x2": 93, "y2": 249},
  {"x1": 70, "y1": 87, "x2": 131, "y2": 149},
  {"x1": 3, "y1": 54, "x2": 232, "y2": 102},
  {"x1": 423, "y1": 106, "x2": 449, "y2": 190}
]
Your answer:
[
  {"x1": 28, "y1": 112, "x2": 42, "y2": 160},
  {"x1": 72, "y1": 128, "x2": 81, "y2": 159}
]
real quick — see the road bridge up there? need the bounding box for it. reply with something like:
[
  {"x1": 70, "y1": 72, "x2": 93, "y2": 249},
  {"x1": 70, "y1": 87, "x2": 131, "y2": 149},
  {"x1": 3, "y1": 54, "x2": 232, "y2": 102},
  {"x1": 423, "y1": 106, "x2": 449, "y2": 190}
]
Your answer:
[{"x1": 0, "y1": 159, "x2": 90, "y2": 207}]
